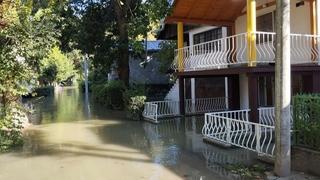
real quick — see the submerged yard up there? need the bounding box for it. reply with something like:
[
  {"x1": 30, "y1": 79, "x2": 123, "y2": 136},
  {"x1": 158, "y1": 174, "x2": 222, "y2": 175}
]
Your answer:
[{"x1": 0, "y1": 88, "x2": 262, "y2": 180}]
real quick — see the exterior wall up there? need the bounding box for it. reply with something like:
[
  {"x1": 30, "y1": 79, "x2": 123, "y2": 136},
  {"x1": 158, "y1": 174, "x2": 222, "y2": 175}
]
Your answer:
[
  {"x1": 235, "y1": 0, "x2": 311, "y2": 34},
  {"x1": 187, "y1": 26, "x2": 227, "y2": 47},
  {"x1": 239, "y1": 73, "x2": 249, "y2": 109},
  {"x1": 129, "y1": 53, "x2": 169, "y2": 85},
  {"x1": 194, "y1": 77, "x2": 225, "y2": 98}
]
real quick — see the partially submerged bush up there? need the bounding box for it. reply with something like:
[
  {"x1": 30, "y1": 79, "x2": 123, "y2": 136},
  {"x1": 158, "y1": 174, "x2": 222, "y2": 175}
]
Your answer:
[
  {"x1": 0, "y1": 105, "x2": 26, "y2": 152},
  {"x1": 92, "y1": 80, "x2": 126, "y2": 109},
  {"x1": 123, "y1": 85, "x2": 146, "y2": 120}
]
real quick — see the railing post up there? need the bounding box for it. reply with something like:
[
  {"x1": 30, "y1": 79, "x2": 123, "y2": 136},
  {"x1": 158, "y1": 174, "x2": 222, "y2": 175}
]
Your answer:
[
  {"x1": 203, "y1": 114, "x2": 208, "y2": 135},
  {"x1": 225, "y1": 77, "x2": 229, "y2": 109},
  {"x1": 226, "y1": 118, "x2": 231, "y2": 144},
  {"x1": 155, "y1": 104, "x2": 158, "y2": 123},
  {"x1": 255, "y1": 124, "x2": 261, "y2": 153},
  {"x1": 179, "y1": 77, "x2": 185, "y2": 115}
]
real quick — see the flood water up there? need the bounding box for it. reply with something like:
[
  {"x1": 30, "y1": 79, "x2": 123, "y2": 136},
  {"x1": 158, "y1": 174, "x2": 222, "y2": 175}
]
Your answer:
[{"x1": 0, "y1": 88, "x2": 258, "y2": 180}]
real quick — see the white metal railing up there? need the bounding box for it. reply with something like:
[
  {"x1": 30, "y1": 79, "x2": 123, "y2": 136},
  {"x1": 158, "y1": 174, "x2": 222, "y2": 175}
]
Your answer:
[
  {"x1": 258, "y1": 106, "x2": 293, "y2": 126},
  {"x1": 172, "y1": 33, "x2": 248, "y2": 71},
  {"x1": 143, "y1": 102, "x2": 158, "y2": 122},
  {"x1": 143, "y1": 101, "x2": 180, "y2": 123},
  {"x1": 173, "y1": 32, "x2": 320, "y2": 71},
  {"x1": 291, "y1": 33, "x2": 320, "y2": 64},
  {"x1": 202, "y1": 109, "x2": 251, "y2": 137},
  {"x1": 185, "y1": 97, "x2": 228, "y2": 114},
  {"x1": 203, "y1": 110, "x2": 275, "y2": 157}
]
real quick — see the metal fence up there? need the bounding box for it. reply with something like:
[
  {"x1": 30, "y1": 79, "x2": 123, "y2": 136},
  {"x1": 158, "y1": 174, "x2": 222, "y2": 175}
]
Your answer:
[
  {"x1": 143, "y1": 101, "x2": 180, "y2": 123},
  {"x1": 143, "y1": 97, "x2": 228, "y2": 123},
  {"x1": 258, "y1": 106, "x2": 293, "y2": 126},
  {"x1": 185, "y1": 97, "x2": 228, "y2": 115},
  {"x1": 173, "y1": 32, "x2": 319, "y2": 72},
  {"x1": 203, "y1": 110, "x2": 275, "y2": 157}
]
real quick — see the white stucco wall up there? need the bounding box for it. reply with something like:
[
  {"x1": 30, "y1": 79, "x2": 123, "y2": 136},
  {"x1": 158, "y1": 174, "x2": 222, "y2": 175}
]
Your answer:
[
  {"x1": 239, "y1": 74, "x2": 249, "y2": 109},
  {"x1": 187, "y1": 26, "x2": 228, "y2": 47},
  {"x1": 186, "y1": 26, "x2": 228, "y2": 100},
  {"x1": 235, "y1": 0, "x2": 311, "y2": 34}
]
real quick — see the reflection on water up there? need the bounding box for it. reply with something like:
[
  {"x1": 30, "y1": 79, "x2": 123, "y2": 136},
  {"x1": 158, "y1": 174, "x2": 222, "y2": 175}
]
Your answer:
[{"x1": 1, "y1": 88, "x2": 259, "y2": 180}]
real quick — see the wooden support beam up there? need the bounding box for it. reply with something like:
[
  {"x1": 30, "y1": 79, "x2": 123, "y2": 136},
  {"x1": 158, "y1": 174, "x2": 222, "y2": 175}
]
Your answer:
[
  {"x1": 228, "y1": 75, "x2": 240, "y2": 110},
  {"x1": 248, "y1": 74, "x2": 258, "y2": 123},
  {"x1": 179, "y1": 77, "x2": 185, "y2": 115},
  {"x1": 312, "y1": 71, "x2": 320, "y2": 93}
]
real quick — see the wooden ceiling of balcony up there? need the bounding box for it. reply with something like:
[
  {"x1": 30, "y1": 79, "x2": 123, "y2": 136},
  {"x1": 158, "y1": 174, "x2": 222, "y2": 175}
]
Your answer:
[{"x1": 165, "y1": 0, "x2": 247, "y2": 26}]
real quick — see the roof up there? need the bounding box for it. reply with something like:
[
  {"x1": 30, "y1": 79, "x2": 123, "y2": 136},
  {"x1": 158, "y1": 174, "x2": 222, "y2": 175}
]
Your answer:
[
  {"x1": 165, "y1": 0, "x2": 247, "y2": 26},
  {"x1": 146, "y1": 40, "x2": 162, "y2": 51},
  {"x1": 129, "y1": 40, "x2": 163, "y2": 52}
]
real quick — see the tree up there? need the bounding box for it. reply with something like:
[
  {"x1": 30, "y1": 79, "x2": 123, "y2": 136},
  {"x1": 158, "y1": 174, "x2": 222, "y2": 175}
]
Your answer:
[
  {"x1": 64, "y1": 0, "x2": 172, "y2": 86},
  {"x1": 40, "y1": 46, "x2": 76, "y2": 85},
  {"x1": 112, "y1": 0, "x2": 171, "y2": 86},
  {"x1": 274, "y1": 0, "x2": 291, "y2": 177},
  {"x1": 155, "y1": 40, "x2": 176, "y2": 74},
  {"x1": 0, "y1": 1, "x2": 60, "y2": 107}
]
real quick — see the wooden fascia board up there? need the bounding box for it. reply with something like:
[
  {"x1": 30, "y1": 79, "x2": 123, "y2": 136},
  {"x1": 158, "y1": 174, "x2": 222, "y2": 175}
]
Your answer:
[
  {"x1": 165, "y1": 16, "x2": 234, "y2": 26},
  {"x1": 238, "y1": 1, "x2": 276, "y2": 17}
]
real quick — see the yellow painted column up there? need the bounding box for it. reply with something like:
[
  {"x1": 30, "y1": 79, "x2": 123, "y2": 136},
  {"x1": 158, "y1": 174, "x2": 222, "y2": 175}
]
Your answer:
[
  {"x1": 177, "y1": 22, "x2": 184, "y2": 71},
  {"x1": 247, "y1": 0, "x2": 257, "y2": 67},
  {"x1": 310, "y1": 0, "x2": 317, "y2": 62}
]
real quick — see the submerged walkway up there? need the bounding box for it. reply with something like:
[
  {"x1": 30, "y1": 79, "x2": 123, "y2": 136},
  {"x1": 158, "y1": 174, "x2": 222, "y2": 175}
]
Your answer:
[{"x1": 0, "y1": 88, "x2": 258, "y2": 180}]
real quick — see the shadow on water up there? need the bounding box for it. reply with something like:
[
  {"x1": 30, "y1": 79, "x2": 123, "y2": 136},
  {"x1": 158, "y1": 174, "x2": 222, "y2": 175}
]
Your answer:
[{"x1": 2, "y1": 88, "x2": 261, "y2": 180}]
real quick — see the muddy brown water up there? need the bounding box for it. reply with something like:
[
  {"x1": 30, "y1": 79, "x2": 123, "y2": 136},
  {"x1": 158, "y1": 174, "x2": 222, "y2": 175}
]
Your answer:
[{"x1": 0, "y1": 88, "x2": 258, "y2": 180}]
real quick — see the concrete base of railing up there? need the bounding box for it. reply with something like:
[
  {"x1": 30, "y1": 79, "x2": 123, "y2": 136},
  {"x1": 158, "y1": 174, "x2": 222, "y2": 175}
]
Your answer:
[
  {"x1": 203, "y1": 136, "x2": 232, "y2": 148},
  {"x1": 143, "y1": 117, "x2": 159, "y2": 124},
  {"x1": 257, "y1": 154, "x2": 274, "y2": 164}
]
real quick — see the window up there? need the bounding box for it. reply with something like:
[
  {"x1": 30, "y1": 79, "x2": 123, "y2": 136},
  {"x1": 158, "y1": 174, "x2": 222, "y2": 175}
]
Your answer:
[
  {"x1": 257, "y1": 12, "x2": 274, "y2": 32},
  {"x1": 258, "y1": 76, "x2": 274, "y2": 107},
  {"x1": 193, "y1": 28, "x2": 222, "y2": 45}
]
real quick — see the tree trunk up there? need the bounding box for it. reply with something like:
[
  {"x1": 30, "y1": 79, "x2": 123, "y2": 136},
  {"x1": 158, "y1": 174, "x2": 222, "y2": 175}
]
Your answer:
[
  {"x1": 114, "y1": 0, "x2": 130, "y2": 87},
  {"x1": 275, "y1": 0, "x2": 291, "y2": 177}
]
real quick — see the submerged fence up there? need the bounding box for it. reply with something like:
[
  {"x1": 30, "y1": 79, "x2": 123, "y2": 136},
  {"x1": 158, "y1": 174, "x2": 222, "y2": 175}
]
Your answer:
[
  {"x1": 143, "y1": 97, "x2": 228, "y2": 123},
  {"x1": 202, "y1": 110, "x2": 275, "y2": 157}
]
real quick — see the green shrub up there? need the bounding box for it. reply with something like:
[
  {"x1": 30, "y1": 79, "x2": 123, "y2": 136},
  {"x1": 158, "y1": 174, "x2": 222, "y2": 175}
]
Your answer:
[
  {"x1": 92, "y1": 80, "x2": 126, "y2": 109},
  {"x1": 123, "y1": 85, "x2": 146, "y2": 120},
  {"x1": 0, "y1": 106, "x2": 25, "y2": 152},
  {"x1": 33, "y1": 86, "x2": 54, "y2": 97},
  {"x1": 293, "y1": 94, "x2": 320, "y2": 151}
]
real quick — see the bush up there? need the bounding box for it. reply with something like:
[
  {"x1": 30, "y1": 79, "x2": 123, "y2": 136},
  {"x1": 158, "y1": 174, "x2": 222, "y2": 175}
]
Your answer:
[
  {"x1": 92, "y1": 80, "x2": 126, "y2": 109},
  {"x1": 123, "y1": 85, "x2": 146, "y2": 120},
  {"x1": 0, "y1": 106, "x2": 25, "y2": 152},
  {"x1": 34, "y1": 86, "x2": 54, "y2": 97},
  {"x1": 293, "y1": 94, "x2": 320, "y2": 151}
]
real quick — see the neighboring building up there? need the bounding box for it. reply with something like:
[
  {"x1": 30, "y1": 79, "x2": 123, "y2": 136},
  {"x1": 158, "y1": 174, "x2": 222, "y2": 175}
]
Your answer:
[
  {"x1": 154, "y1": 0, "x2": 320, "y2": 123},
  {"x1": 129, "y1": 40, "x2": 169, "y2": 85},
  {"x1": 108, "y1": 40, "x2": 169, "y2": 85}
]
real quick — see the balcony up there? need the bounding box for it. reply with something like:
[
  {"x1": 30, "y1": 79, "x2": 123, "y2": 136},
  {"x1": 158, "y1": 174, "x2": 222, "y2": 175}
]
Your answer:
[{"x1": 172, "y1": 32, "x2": 320, "y2": 72}]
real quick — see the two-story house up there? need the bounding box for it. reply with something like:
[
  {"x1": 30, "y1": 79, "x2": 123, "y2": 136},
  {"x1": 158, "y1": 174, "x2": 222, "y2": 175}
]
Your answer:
[{"x1": 144, "y1": 0, "x2": 320, "y2": 125}]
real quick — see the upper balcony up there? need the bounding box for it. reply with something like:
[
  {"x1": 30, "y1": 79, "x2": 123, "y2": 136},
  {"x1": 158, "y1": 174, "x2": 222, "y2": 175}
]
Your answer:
[{"x1": 172, "y1": 32, "x2": 320, "y2": 72}]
